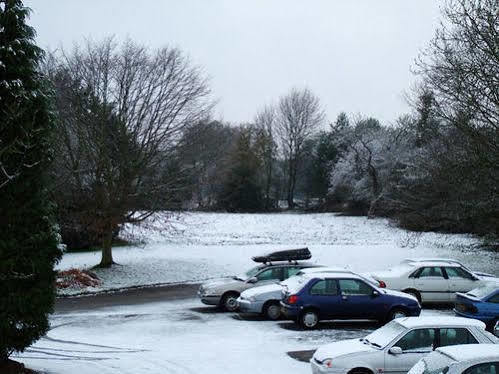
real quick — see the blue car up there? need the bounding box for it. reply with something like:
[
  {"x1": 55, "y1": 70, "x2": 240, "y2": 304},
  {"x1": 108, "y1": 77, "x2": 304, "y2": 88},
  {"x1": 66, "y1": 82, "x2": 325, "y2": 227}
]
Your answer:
[
  {"x1": 454, "y1": 284, "x2": 499, "y2": 330},
  {"x1": 280, "y1": 271, "x2": 421, "y2": 329}
]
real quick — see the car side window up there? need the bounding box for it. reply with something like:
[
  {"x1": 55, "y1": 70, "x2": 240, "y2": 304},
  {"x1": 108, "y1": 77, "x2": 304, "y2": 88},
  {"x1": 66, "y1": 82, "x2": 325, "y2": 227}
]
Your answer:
[
  {"x1": 285, "y1": 267, "x2": 302, "y2": 278},
  {"x1": 339, "y1": 279, "x2": 372, "y2": 296},
  {"x1": 394, "y1": 329, "x2": 435, "y2": 352},
  {"x1": 310, "y1": 280, "x2": 338, "y2": 296},
  {"x1": 418, "y1": 267, "x2": 444, "y2": 278},
  {"x1": 439, "y1": 328, "x2": 478, "y2": 347},
  {"x1": 256, "y1": 267, "x2": 283, "y2": 281},
  {"x1": 445, "y1": 267, "x2": 475, "y2": 280},
  {"x1": 487, "y1": 294, "x2": 499, "y2": 303},
  {"x1": 463, "y1": 362, "x2": 498, "y2": 374}
]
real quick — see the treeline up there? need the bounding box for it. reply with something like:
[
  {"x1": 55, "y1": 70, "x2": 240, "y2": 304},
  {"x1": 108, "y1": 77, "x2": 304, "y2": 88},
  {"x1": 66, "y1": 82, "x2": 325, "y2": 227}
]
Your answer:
[{"x1": 42, "y1": 0, "x2": 497, "y2": 256}]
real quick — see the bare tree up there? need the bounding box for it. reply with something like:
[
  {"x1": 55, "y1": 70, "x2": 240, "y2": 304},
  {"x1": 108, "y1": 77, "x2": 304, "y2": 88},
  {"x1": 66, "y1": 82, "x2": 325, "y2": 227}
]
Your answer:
[
  {"x1": 275, "y1": 88, "x2": 324, "y2": 208},
  {"x1": 254, "y1": 105, "x2": 277, "y2": 210},
  {"x1": 416, "y1": 0, "x2": 499, "y2": 164},
  {"x1": 46, "y1": 38, "x2": 212, "y2": 267}
]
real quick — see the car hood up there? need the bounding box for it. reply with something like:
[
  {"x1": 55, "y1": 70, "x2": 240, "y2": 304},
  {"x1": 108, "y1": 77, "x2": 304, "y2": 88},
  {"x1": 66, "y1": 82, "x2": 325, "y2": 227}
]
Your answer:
[
  {"x1": 201, "y1": 277, "x2": 243, "y2": 290},
  {"x1": 313, "y1": 338, "x2": 377, "y2": 361},
  {"x1": 475, "y1": 273, "x2": 499, "y2": 283},
  {"x1": 241, "y1": 283, "x2": 283, "y2": 299},
  {"x1": 383, "y1": 288, "x2": 418, "y2": 302}
]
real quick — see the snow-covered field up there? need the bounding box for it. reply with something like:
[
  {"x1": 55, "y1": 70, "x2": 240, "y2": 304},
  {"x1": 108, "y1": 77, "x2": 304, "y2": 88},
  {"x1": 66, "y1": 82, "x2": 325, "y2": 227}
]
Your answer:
[{"x1": 57, "y1": 212, "x2": 498, "y2": 295}]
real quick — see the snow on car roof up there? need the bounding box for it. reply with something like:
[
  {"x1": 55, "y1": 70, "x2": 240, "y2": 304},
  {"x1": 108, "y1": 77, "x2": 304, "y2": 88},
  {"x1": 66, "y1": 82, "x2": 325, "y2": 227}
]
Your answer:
[
  {"x1": 437, "y1": 344, "x2": 499, "y2": 362},
  {"x1": 402, "y1": 258, "x2": 465, "y2": 267},
  {"x1": 396, "y1": 316, "x2": 486, "y2": 329},
  {"x1": 304, "y1": 271, "x2": 365, "y2": 280},
  {"x1": 298, "y1": 266, "x2": 353, "y2": 274}
]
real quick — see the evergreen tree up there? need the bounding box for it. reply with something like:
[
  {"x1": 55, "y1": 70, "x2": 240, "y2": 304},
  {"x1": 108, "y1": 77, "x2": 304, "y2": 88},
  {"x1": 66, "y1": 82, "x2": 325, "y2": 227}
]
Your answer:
[
  {"x1": 0, "y1": 0, "x2": 61, "y2": 364},
  {"x1": 218, "y1": 128, "x2": 264, "y2": 212}
]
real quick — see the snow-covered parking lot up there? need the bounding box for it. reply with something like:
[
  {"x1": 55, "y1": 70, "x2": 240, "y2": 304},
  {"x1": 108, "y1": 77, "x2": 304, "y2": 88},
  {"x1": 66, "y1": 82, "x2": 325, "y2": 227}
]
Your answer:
[
  {"x1": 16, "y1": 213, "x2": 499, "y2": 373},
  {"x1": 17, "y1": 292, "x2": 454, "y2": 374}
]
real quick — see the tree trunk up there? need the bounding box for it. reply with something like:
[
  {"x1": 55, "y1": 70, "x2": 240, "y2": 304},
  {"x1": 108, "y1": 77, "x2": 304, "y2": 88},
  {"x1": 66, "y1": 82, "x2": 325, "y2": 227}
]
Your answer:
[{"x1": 98, "y1": 229, "x2": 114, "y2": 267}]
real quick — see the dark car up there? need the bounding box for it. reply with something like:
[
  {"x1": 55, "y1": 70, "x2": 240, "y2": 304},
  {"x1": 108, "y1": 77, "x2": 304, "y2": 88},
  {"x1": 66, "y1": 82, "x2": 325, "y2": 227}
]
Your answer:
[
  {"x1": 280, "y1": 271, "x2": 421, "y2": 329},
  {"x1": 454, "y1": 284, "x2": 499, "y2": 331}
]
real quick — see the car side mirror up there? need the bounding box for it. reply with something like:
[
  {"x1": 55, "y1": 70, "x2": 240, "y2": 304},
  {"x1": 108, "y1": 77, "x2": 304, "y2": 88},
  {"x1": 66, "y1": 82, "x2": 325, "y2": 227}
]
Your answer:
[
  {"x1": 247, "y1": 277, "x2": 258, "y2": 284},
  {"x1": 389, "y1": 347, "x2": 403, "y2": 355},
  {"x1": 372, "y1": 290, "x2": 380, "y2": 297}
]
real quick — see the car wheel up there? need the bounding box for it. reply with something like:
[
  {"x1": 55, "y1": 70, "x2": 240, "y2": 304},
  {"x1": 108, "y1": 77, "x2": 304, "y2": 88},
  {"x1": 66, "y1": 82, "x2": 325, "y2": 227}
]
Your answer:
[
  {"x1": 403, "y1": 289, "x2": 422, "y2": 303},
  {"x1": 300, "y1": 310, "x2": 319, "y2": 329},
  {"x1": 387, "y1": 308, "x2": 408, "y2": 321},
  {"x1": 264, "y1": 301, "x2": 281, "y2": 320},
  {"x1": 221, "y1": 292, "x2": 239, "y2": 312}
]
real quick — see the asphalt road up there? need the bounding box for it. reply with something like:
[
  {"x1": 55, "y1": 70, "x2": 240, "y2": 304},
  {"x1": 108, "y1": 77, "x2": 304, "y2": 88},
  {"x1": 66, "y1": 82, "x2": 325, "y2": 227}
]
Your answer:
[{"x1": 55, "y1": 283, "x2": 200, "y2": 313}]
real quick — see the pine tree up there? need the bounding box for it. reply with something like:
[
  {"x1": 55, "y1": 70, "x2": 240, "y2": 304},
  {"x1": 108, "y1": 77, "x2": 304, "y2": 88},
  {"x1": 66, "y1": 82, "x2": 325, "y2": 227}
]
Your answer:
[
  {"x1": 218, "y1": 129, "x2": 264, "y2": 212},
  {"x1": 0, "y1": 0, "x2": 61, "y2": 364}
]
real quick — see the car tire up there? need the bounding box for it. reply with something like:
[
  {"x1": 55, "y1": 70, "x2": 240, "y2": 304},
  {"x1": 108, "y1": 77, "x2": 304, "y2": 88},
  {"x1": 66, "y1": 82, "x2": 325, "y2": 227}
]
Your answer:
[
  {"x1": 221, "y1": 292, "x2": 239, "y2": 312},
  {"x1": 386, "y1": 307, "x2": 408, "y2": 322},
  {"x1": 263, "y1": 301, "x2": 281, "y2": 320},
  {"x1": 300, "y1": 309, "x2": 319, "y2": 329},
  {"x1": 403, "y1": 289, "x2": 422, "y2": 303},
  {"x1": 348, "y1": 369, "x2": 373, "y2": 374}
]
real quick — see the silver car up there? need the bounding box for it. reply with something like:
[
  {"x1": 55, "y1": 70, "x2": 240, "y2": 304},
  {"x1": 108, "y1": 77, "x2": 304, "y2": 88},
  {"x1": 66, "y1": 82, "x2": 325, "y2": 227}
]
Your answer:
[
  {"x1": 198, "y1": 262, "x2": 320, "y2": 311},
  {"x1": 408, "y1": 344, "x2": 499, "y2": 374},
  {"x1": 311, "y1": 316, "x2": 498, "y2": 374}
]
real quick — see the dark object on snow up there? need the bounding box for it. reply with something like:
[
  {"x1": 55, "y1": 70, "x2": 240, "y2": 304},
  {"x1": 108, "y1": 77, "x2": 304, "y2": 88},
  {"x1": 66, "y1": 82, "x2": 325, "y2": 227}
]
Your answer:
[{"x1": 252, "y1": 248, "x2": 312, "y2": 263}]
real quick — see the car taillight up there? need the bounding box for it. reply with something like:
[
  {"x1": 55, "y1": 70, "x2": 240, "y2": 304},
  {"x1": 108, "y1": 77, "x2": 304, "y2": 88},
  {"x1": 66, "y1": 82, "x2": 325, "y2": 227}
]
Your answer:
[
  {"x1": 378, "y1": 280, "x2": 386, "y2": 288},
  {"x1": 288, "y1": 295, "x2": 299, "y2": 304}
]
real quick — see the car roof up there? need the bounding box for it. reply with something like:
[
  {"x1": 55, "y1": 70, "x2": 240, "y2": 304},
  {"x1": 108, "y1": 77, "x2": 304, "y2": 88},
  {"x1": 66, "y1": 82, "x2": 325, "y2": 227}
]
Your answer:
[
  {"x1": 436, "y1": 344, "x2": 499, "y2": 362},
  {"x1": 298, "y1": 266, "x2": 353, "y2": 274},
  {"x1": 304, "y1": 271, "x2": 365, "y2": 280},
  {"x1": 396, "y1": 316, "x2": 485, "y2": 329},
  {"x1": 402, "y1": 258, "x2": 465, "y2": 268}
]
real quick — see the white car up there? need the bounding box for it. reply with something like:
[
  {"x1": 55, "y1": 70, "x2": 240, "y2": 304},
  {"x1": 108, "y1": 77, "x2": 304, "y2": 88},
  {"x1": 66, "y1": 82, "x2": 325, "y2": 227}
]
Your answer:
[
  {"x1": 371, "y1": 258, "x2": 499, "y2": 304},
  {"x1": 408, "y1": 344, "x2": 499, "y2": 374},
  {"x1": 311, "y1": 316, "x2": 498, "y2": 374}
]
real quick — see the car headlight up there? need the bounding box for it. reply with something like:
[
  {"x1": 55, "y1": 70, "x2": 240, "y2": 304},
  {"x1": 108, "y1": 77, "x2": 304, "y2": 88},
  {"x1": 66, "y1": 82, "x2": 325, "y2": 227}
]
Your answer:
[
  {"x1": 248, "y1": 296, "x2": 257, "y2": 302},
  {"x1": 322, "y1": 358, "x2": 333, "y2": 368}
]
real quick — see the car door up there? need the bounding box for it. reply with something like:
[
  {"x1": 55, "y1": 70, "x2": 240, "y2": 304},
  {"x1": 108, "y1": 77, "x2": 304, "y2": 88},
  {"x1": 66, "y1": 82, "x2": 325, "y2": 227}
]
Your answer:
[
  {"x1": 255, "y1": 267, "x2": 284, "y2": 285},
  {"x1": 437, "y1": 328, "x2": 478, "y2": 348},
  {"x1": 337, "y1": 279, "x2": 385, "y2": 320},
  {"x1": 413, "y1": 267, "x2": 450, "y2": 303},
  {"x1": 384, "y1": 328, "x2": 436, "y2": 374},
  {"x1": 444, "y1": 266, "x2": 479, "y2": 300},
  {"x1": 307, "y1": 279, "x2": 342, "y2": 319}
]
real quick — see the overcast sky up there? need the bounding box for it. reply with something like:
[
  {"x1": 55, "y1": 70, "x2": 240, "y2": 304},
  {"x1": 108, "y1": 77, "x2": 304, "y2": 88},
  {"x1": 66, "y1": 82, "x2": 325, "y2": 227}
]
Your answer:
[{"x1": 24, "y1": 0, "x2": 442, "y2": 127}]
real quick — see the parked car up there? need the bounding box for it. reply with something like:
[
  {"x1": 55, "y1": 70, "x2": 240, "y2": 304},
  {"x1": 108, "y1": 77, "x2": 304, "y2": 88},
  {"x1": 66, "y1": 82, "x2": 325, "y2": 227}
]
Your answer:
[
  {"x1": 408, "y1": 344, "x2": 499, "y2": 374},
  {"x1": 238, "y1": 268, "x2": 384, "y2": 320},
  {"x1": 371, "y1": 258, "x2": 499, "y2": 304},
  {"x1": 280, "y1": 271, "x2": 421, "y2": 329},
  {"x1": 454, "y1": 284, "x2": 499, "y2": 331},
  {"x1": 311, "y1": 317, "x2": 497, "y2": 374},
  {"x1": 198, "y1": 248, "x2": 321, "y2": 311}
]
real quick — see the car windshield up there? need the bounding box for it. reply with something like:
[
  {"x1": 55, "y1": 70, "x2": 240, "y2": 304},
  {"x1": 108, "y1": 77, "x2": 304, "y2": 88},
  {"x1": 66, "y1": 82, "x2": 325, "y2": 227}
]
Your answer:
[
  {"x1": 467, "y1": 284, "x2": 497, "y2": 299},
  {"x1": 422, "y1": 351, "x2": 454, "y2": 374},
  {"x1": 363, "y1": 320, "x2": 406, "y2": 348},
  {"x1": 241, "y1": 265, "x2": 264, "y2": 280}
]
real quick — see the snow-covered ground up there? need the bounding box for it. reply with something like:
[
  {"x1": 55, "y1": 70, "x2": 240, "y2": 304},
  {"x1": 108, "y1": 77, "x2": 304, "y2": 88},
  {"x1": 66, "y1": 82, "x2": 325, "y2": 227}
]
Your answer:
[
  {"x1": 57, "y1": 212, "x2": 499, "y2": 295},
  {"x1": 16, "y1": 213, "x2": 498, "y2": 374},
  {"x1": 16, "y1": 297, "x2": 453, "y2": 374}
]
